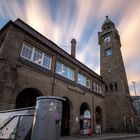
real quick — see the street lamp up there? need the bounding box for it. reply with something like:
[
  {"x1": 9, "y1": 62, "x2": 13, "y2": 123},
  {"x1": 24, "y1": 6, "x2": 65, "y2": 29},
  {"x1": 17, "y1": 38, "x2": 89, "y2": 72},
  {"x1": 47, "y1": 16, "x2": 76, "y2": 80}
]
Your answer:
[{"x1": 132, "y1": 81, "x2": 136, "y2": 96}]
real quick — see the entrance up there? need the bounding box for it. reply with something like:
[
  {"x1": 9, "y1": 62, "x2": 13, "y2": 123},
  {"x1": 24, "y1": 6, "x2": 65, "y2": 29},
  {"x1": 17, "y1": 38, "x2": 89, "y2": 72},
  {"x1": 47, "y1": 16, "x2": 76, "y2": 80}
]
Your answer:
[
  {"x1": 61, "y1": 97, "x2": 70, "y2": 136},
  {"x1": 95, "y1": 106, "x2": 102, "y2": 133},
  {"x1": 80, "y1": 103, "x2": 91, "y2": 135},
  {"x1": 16, "y1": 88, "x2": 41, "y2": 108}
]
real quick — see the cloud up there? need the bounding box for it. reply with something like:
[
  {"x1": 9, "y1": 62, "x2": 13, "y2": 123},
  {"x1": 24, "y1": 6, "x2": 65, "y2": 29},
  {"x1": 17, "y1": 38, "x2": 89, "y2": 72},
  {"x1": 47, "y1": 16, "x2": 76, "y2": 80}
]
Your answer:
[
  {"x1": 23, "y1": 0, "x2": 53, "y2": 39},
  {"x1": 71, "y1": 0, "x2": 95, "y2": 40},
  {"x1": 97, "y1": 0, "x2": 126, "y2": 18},
  {"x1": 77, "y1": 30, "x2": 100, "y2": 73},
  {"x1": 0, "y1": 0, "x2": 24, "y2": 20},
  {"x1": 0, "y1": 0, "x2": 140, "y2": 96},
  {"x1": 118, "y1": 3, "x2": 140, "y2": 95}
]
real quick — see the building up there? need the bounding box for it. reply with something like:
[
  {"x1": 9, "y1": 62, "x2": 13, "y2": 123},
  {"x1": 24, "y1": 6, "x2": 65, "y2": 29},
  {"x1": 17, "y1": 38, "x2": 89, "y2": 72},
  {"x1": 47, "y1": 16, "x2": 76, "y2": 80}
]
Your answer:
[
  {"x1": 0, "y1": 16, "x2": 138, "y2": 135},
  {"x1": 132, "y1": 96, "x2": 140, "y2": 115},
  {"x1": 99, "y1": 16, "x2": 135, "y2": 132}
]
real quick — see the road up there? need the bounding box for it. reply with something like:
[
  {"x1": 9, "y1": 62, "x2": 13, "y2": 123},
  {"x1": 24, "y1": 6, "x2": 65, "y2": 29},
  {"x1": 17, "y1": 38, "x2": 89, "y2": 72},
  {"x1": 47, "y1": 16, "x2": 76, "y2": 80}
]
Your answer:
[{"x1": 61, "y1": 135, "x2": 140, "y2": 140}]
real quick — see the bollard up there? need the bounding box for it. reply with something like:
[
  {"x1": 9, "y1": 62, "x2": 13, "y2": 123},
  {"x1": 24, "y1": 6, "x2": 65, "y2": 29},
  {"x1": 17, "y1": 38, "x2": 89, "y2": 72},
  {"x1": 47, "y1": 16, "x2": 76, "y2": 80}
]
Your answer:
[{"x1": 31, "y1": 96, "x2": 65, "y2": 140}]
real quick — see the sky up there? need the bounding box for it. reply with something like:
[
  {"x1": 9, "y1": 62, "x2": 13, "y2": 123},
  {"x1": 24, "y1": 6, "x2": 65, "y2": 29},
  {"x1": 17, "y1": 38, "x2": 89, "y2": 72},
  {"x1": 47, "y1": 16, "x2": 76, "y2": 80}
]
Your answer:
[{"x1": 0, "y1": 0, "x2": 140, "y2": 96}]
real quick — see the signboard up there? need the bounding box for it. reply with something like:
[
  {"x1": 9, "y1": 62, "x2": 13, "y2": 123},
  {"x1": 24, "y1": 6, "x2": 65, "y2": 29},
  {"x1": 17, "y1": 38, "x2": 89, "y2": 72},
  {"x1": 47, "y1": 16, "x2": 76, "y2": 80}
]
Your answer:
[{"x1": 84, "y1": 110, "x2": 91, "y2": 119}]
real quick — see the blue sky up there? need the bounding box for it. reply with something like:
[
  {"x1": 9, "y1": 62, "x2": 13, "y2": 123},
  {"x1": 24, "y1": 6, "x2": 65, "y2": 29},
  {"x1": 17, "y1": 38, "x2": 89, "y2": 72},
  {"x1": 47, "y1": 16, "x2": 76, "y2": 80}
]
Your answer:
[{"x1": 0, "y1": 0, "x2": 140, "y2": 96}]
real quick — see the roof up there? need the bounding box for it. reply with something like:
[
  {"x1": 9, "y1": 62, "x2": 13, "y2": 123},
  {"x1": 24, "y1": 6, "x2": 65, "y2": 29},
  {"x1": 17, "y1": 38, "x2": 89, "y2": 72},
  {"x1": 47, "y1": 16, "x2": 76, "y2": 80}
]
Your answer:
[
  {"x1": 0, "y1": 18, "x2": 104, "y2": 83},
  {"x1": 102, "y1": 16, "x2": 115, "y2": 26}
]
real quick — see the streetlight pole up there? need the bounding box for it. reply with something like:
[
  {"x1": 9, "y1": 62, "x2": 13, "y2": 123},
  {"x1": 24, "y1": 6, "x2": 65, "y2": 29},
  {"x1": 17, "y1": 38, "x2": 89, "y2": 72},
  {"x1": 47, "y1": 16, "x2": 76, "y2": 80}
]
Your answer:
[{"x1": 132, "y1": 81, "x2": 136, "y2": 96}]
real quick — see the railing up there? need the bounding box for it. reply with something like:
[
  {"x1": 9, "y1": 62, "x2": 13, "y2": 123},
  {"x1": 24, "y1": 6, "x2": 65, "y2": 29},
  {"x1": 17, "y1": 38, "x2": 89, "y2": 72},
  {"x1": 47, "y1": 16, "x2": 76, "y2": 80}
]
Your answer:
[{"x1": 0, "y1": 107, "x2": 35, "y2": 140}]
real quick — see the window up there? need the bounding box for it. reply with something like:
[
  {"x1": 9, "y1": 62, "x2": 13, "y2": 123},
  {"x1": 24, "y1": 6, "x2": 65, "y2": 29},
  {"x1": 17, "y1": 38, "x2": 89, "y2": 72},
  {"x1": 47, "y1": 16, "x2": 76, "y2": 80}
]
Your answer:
[
  {"x1": 56, "y1": 62, "x2": 62, "y2": 75},
  {"x1": 63, "y1": 65, "x2": 68, "y2": 77},
  {"x1": 110, "y1": 83, "x2": 113, "y2": 91},
  {"x1": 56, "y1": 61, "x2": 74, "y2": 81},
  {"x1": 93, "y1": 82, "x2": 102, "y2": 93},
  {"x1": 98, "y1": 85, "x2": 101, "y2": 93},
  {"x1": 20, "y1": 42, "x2": 52, "y2": 70},
  {"x1": 93, "y1": 83, "x2": 97, "y2": 92},
  {"x1": 105, "y1": 48, "x2": 112, "y2": 56},
  {"x1": 105, "y1": 85, "x2": 108, "y2": 92},
  {"x1": 43, "y1": 53, "x2": 51, "y2": 69},
  {"x1": 86, "y1": 79, "x2": 90, "y2": 88},
  {"x1": 108, "y1": 66, "x2": 111, "y2": 73},
  {"x1": 69, "y1": 69, "x2": 74, "y2": 81},
  {"x1": 78, "y1": 73, "x2": 90, "y2": 88},
  {"x1": 78, "y1": 73, "x2": 85, "y2": 87},
  {"x1": 114, "y1": 82, "x2": 118, "y2": 91},
  {"x1": 33, "y1": 48, "x2": 42, "y2": 64},
  {"x1": 21, "y1": 42, "x2": 33, "y2": 60}
]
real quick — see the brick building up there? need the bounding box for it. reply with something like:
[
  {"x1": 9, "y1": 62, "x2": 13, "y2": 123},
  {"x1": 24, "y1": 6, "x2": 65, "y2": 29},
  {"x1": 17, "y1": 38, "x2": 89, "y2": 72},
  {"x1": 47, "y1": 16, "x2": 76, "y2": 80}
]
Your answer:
[
  {"x1": 132, "y1": 96, "x2": 140, "y2": 116},
  {"x1": 0, "y1": 16, "x2": 137, "y2": 135}
]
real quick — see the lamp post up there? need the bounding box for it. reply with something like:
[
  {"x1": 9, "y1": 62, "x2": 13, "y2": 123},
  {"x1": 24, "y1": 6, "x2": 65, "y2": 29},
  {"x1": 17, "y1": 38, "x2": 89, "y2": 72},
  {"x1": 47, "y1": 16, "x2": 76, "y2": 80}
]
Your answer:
[{"x1": 132, "y1": 81, "x2": 136, "y2": 96}]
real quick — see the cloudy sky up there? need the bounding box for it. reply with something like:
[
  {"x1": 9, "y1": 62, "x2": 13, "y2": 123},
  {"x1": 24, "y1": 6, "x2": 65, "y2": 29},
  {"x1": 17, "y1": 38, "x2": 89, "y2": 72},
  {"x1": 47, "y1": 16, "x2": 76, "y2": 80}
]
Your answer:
[{"x1": 0, "y1": 0, "x2": 140, "y2": 96}]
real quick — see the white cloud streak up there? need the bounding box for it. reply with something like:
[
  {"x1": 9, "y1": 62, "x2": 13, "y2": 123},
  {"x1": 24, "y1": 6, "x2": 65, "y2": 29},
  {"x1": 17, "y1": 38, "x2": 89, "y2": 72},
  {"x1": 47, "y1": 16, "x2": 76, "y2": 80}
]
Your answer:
[{"x1": 0, "y1": 0, "x2": 140, "y2": 95}]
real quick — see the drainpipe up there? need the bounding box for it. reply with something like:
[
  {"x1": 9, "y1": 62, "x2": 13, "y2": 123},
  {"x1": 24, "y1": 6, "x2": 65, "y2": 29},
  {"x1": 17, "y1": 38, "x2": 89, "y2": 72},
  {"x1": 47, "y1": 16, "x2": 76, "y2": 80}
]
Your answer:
[{"x1": 51, "y1": 55, "x2": 57, "y2": 96}]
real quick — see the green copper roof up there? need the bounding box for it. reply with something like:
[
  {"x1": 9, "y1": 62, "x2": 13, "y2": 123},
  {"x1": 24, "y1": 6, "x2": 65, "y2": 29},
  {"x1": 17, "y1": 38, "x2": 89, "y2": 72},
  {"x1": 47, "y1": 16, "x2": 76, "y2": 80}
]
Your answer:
[{"x1": 103, "y1": 16, "x2": 114, "y2": 25}]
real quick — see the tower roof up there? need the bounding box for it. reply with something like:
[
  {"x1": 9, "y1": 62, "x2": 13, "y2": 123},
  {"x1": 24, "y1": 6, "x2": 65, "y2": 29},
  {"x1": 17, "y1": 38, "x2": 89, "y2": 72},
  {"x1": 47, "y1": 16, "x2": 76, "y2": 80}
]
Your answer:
[
  {"x1": 102, "y1": 16, "x2": 115, "y2": 30},
  {"x1": 102, "y1": 16, "x2": 114, "y2": 26}
]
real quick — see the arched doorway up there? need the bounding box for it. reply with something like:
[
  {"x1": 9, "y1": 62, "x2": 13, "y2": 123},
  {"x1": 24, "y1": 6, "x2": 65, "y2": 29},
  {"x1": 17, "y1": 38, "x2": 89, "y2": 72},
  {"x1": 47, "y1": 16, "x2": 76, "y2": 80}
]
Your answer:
[
  {"x1": 61, "y1": 97, "x2": 71, "y2": 136},
  {"x1": 80, "y1": 102, "x2": 91, "y2": 135},
  {"x1": 95, "y1": 106, "x2": 102, "y2": 133},
  {"x1": 16, "y1": 88, "x2": 41, "y2": 108}
]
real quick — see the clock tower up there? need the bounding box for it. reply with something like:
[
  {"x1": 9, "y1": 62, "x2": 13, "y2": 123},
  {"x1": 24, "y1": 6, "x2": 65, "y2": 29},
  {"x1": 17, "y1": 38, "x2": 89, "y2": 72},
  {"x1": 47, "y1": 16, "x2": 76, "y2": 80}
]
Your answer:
[{"x1": 98, "y1": 16, "x2": 135, "y2": 132}]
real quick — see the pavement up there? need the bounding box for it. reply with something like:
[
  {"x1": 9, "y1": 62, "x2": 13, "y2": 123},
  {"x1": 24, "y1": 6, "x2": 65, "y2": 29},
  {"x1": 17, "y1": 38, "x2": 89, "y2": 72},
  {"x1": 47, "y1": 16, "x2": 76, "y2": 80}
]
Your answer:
[{"x1": 60, "y1": 133, "x2": 140, "y2": 140}]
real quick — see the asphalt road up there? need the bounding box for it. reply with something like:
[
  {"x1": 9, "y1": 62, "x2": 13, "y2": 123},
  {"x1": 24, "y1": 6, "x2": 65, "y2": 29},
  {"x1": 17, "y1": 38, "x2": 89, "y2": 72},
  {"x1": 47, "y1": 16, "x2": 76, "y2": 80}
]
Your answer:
[{"x1": 123, "y1": 137, "x2": 140, "y2": 140}]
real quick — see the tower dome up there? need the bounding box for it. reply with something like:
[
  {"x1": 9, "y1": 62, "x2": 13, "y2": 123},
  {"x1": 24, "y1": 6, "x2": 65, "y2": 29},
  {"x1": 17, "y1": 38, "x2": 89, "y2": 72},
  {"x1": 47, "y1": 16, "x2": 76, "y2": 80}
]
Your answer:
[{"x1": 102, "y1": 16, "x2": 115, "y2": 30}]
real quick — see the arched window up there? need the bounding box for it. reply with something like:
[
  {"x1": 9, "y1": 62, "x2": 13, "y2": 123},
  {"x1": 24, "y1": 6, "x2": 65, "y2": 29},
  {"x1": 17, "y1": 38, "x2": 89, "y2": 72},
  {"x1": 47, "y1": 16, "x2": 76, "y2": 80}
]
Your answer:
[
  {"x1": 105, "y1": 85, "x2": 108, "y2": 92},
  {"x1": 114, "y1": 82, "x2": 118, "y2": 91},
  {"x1": 110, "y1": 83, "x2": 113, "y2": 91}
]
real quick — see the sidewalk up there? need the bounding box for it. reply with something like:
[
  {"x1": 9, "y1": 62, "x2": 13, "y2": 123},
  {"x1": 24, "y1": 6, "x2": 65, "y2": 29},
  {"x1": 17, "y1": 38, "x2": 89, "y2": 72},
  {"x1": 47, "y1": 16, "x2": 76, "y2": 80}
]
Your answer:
[{"x1": 60, "y1": 133, "x2": 140, "y2": 140}]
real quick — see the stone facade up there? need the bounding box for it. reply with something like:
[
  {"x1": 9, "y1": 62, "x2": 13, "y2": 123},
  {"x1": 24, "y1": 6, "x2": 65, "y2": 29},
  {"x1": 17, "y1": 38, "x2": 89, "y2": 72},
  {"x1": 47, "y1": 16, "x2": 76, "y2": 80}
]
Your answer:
[
  {"x1": 0, "y1": 19, "x2": 105, "y2": 135},
  {"x1": 98, "y1": 16, "x2": 136, "y2": 132}
]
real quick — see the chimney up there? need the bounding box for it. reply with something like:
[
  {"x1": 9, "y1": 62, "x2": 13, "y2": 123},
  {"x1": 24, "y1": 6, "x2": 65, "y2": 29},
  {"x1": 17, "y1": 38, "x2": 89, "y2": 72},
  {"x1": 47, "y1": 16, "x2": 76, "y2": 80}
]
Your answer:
[{"x1": 71, "y1": 38, "x2": 76, "y2": 58}]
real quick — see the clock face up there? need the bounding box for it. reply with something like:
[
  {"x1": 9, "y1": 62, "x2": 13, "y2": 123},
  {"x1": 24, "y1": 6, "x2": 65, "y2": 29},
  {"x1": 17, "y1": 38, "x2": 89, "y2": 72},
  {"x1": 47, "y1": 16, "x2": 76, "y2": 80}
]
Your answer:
[{"x1": 104, "y1": 36, "x2": 111, "y2": 43}]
